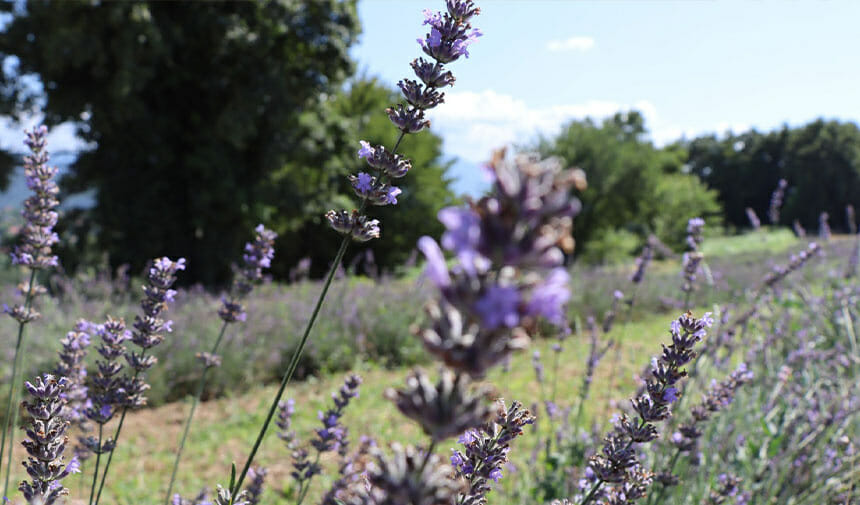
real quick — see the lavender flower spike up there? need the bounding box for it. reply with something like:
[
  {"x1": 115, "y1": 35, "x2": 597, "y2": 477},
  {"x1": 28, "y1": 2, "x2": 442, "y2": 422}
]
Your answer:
[
  {"x1": 0, "y1": 125, "x2": 61, "y2": 501},
  {"x1": 18, "y1": 375, "x2": 80, "y2": 505},
  {"x1": 11, "y1": 125, "x2": 60, "y2": 270}
]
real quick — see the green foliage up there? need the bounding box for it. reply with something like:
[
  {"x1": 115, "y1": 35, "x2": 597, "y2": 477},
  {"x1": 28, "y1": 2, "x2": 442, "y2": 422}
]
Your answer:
[
  {"x1": 0, "y1": 1, "x2": 362, "y2": 285},
  {"x1": 538, "y1": 111, "x2": 723, "y2": 258},
  {"x1": 684, "y1": 119, "x2": 860, "y2": 232}
]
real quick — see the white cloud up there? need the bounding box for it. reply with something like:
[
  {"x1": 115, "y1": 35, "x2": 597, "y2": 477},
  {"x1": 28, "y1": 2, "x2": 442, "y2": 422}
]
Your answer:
[
  {"x1": 0, "y1": 116, "x2": 89, "y2": 154},
  {"x1": 427, "y1": 89, "x2": 660, "y2": 163},
  {"x1": 546, "y1": 36, "x2": 595, "y2": 52}
]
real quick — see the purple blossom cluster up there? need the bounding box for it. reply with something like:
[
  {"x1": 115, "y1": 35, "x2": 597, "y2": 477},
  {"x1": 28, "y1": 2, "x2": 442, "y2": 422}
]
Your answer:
[
  {"x1": 656, "y1": 364, "x2": 754, "y2": 488},
  {"x1": 84, "y1": 318, "x2": 128, "y2": 445},
  {"x1": 792, "y1": 219, "x2": 806, "y2": 238},
  {"x1": 768, "y1": 179, "x2": 787, "y2": 225},
  {"x1": 761, "y1": 242, "x2": 820, "y2": 290},
  {"x1": 327, "y1": 0, "x2": 481, "y2": 243},
  {"x1": 818, "y1": 211, "x2": 831, "y2": 241},
  {"x1": 685, "y1": 217, "x2": 705, "y2": 252},
  {"x1": 218, "y1": 225, "x2": 277, "y2": 324},
  {"x1": 450, "y1": 400, "x2": 535, "y2": 505},
  {"x1": 582, "y1": 312, "x2": 713, "y2": 505},
  {"x1": 54, "y1": 320, "x2": 93, "y2": 434},
  {"x1": 11, "y1": 126, "x2": 60, "y2": 270},
  {"x1": 417, "y1": 151, "x2": 583, "y2": 377},
  {"x1": 290, "y1": 374, "x2": 362, "y2": 499},
  {"x1": 124, "y1": 257, "x2": 186, "y2": 407},
  {"x1": 630, "y1": 242, "x2": 653, "y2": 285},
  {"x1": 745, "y1": 207, "x2": 761, "y2": 231},
  {"x1": 18, "y1": 375, "x2": 81, "y2": 505}
]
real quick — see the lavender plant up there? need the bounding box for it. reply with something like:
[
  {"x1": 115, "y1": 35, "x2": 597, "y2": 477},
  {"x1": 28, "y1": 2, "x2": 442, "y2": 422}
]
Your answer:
[
  {"x1": 227, "y1": 1, "x2": 483, "y2": 497},
  {"x1": 745, "y1": 207, "x2": 761, "y2": 231},
  {"x1": 54, "y1": 320, "x2": 93, "y2": 461},
  {"x1": 819, "y1": 211, "x2": 832, "y2": 240},
  {"x1": 768, "y1": 178, "x2": 787, "y2": 225},
  {"x1": 579, "y1": 311, "x2": 714, "y2": 505},
  {"x1": 92, "y1": 257, "x2": 185, "y2": 505},
  {"x1": 165, "y1": 225, "x2": 276, "y2": 505},
  {"x1": 0, "y1": 125, "x2": 60, "y2": 500},
  {"x1": 17, "y1": 375, "x2": 80, "y2": 505}
]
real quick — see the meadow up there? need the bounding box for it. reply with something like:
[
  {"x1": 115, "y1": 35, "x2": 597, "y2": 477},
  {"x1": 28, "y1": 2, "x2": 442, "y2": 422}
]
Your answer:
[{"x1": 0, "y1": 2, "x2": 858, "y2": 505}]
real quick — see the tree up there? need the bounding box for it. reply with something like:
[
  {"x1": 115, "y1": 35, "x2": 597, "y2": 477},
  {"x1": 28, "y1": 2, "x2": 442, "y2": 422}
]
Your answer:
[
  {"x1": 684, "y1": 119, "x2": 860, "y2": 232},
  {"x1": 538, "y1": 111, "x2": 721, "y2": 259},
  {"x1": 0, "y1": 1, "x2": 360, "y2": 285}
]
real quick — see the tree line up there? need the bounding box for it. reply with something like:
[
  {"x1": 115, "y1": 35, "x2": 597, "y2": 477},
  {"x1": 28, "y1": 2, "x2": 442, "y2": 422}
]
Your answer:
[{"x1": 0, "y1": 1, "x2": 855, "y2": 282}]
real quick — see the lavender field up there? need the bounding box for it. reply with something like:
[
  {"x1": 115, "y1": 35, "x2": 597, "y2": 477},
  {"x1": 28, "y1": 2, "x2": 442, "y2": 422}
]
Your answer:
[{"x1": 0, "y1": 1, "x2": 858, "y2": 505}]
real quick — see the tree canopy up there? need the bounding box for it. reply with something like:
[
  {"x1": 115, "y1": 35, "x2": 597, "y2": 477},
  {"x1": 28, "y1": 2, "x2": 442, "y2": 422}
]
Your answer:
[
  {"x1": 538, "y1": 111, "x2": 722, "y2": 261},
  {"x1": 683, "y1": 119, "x2": 860, "y2": 233},
  {"x1": 0, "y1": 0, "x2": 457, "y2": 284}
]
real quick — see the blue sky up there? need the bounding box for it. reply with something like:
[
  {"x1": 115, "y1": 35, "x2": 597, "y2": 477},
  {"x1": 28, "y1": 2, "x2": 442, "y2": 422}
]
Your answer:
[
  {"x1": 1, "y1": 1, "x2": 857, "y2": 197},
  {"x1": 353, "y1": 0, "x2": 860, "y2": 194}
]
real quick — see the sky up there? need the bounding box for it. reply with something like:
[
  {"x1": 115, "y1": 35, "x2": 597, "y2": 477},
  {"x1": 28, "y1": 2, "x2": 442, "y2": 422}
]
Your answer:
[
  {"x1": 0, "y1": 1, "x2": 857, "y2": 198},
  {"x1": 353, "y1": 0, "x2": 860, "y2": 194}
]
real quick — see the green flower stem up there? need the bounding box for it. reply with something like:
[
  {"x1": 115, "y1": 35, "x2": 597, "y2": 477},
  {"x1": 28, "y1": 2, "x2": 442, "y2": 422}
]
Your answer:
[
  {"x1": 0, "y1": 268, "x2": 37, "y2": 499},
  {"x1": 164, "y1": 319, "x2": 231, "y2": 505}
]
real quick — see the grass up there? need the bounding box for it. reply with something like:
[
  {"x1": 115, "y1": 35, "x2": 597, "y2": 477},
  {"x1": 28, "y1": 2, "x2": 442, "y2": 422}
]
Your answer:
[{"x1": 6, "y1": 311, "x2": 681, "y2": 505}]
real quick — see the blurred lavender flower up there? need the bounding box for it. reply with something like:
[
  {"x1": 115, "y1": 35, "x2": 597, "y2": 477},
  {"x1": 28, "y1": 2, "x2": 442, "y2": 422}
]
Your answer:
[
  {"x1": 630, "y1": 243, "x2": 653, "y2": 285},
  {"x1": 706, "y1": 474, "x2": 743, "y2": 505},
  {"x1": 657, "y1": 364, "x2": 754, "y2": 490},
  {"x1": 418, "y1": 151, "x2": 583, "y2": 378},
  {"x1": 11, "y1": 125, "x2": 60, "y2": 270},
  {"x1": 768, "y1": 179, "x2": 787, "y2": 225},
  {"x1": 321, "y1": 436, "x2": 376, "y2": 505},
  {"x1": 819, "y1": 211, "x2": 831, "y2": 241},
  {"x1": 55, "y1": 320, "x2": 93, "y2": 434},
  {"x1": 327, "y1": 0, "x2": 482, "y2": 241},
  {"x1": 387, "y1": 369, "x2": 493, "y2": 443},
  {"x1": 532, "y1": 351, "x2": 545, "y2": 384},
  {"x1": 243, "y1": 466, "x2": 266, "y2": 505},
  {"x1": 367, "y1": 443, "x2": 466, "y2": 505},
  {"x1": 686, "y1": 217, "x2": 705, "y2": 251},
  {"x1": 18, "y1": 375, "x2": 80, "y2": 505},
  {"x1": 583, "y1": 312, "x2": 712, "y2": 504},
  {"x1": 218, "y1": 224, "x2": 277, "y2": 324},
  {"x1": 681, "y1": 252, "x2": 704, "y2": 296},
  {"x1": 792, "y1": 219, "x2": 806, "y2": 238},
  {"x1": 745, "y1": 208, "x2": 761, "y2": 231},
  {"x1": 172, "y1": 489, "x2": 214, "y2": 505},
  {"x1": 761, "y1": 242, "x2": 820, "y2": 290},
  {"x1": 846, "y1": 204, "x2": 857, "y2": 235},
  {"x1": 276, "y1": 398, "x2": 297, "y2": 449}
]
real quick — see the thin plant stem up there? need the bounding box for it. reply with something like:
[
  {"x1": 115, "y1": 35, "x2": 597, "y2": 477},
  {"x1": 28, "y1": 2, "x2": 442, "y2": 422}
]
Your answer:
[
  {"x1": 606, "y1": 288, "x2": 638, "y2": 405},
  {"x1": 93, "y1": 363, "x2": 145, "y2": 505},
  {"x1": 164, "y1": 320, "x2": 231, "y2": 505},
  {"x1": 0, "y1": 268, "x2": 37, "y2": 499},
  {"x1": 230, "y1": 236, "x2": 351, "y2": 499},
  {"x1": 88, "y1": 424, "x2": 104, "y2": 505},
  {"x1": 229, "y1": 130, "x2": 407, "y2": 501}
]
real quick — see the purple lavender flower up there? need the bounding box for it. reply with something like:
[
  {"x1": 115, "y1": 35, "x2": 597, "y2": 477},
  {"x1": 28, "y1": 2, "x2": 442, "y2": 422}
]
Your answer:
[
  {"x1": 218, "y1": 224, "x2": 277, "y2": 324},
  {"x1": 792, "y1": 219, "x2": 806, "y2": 238},
  {"x1": 327, "y1": 0, "x2": 481, "y2": 241},
  {"x1": 585, "y1": 312, "x2": 712, "y2": 503},
  {"x1": 745, "y1": 207, "x2": 761, "y2": 230},
  {"x1": 630, "y1": 242, "x2": 653, "y2": 284},
  {"x1": 686, "y1": 217, "x2": 705, "y2": 251},
  {"x1": 819, "y1": 211, "x2": 831, "y2": 241},
  {"x1": 474, "y1": 284, "x2": 520, "y2": 329},
  {"x1": 18, "y1": 375, "x2": 80, "y2": 505},
  {"x1": 768, "y1": 179, "x2": 788, "y2": 224},
  {"x1": 527, "y1": 267, "x2": 571, "y2": 326},
  {"x1": 243, "y1": 466, "x2": 266, "y2": 505},
  {"x1": 11, "y1": 126, "x2": 60, "y2": 270}
]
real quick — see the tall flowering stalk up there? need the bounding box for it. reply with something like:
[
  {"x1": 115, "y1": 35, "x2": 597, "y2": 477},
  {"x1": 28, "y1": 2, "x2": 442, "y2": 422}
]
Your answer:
[
  {"x1": 680, "y1": 217, "x2": 705, "y2": 309},
  {"x1": 84, "y1": 318, "x2": 129, "y2": 505},
  {"x1": 819, "y1": 211, "x2": 832, "y2": 241},
  {"x1": 334, "y1": 150, "x2": 582, "y2": 504},
  {"x1": 580, "y1": 311, "x2": 713, "y2": 505},
  {"x1": 0, "y1": 125, "x2": 60, "y2": 500},
  {"x1": 165, "y1": 225, "x2": 276, "y2": 505},
  {"x1": 745, "y1": 207, "x2": 761, "y2": 231},
  {"x1": 17, "y1": 375, "x2": 80, "y2": 505},
  {"x1": 649, "y1": 364, "x2": 753, "y2": 504},
  {"x1": 92, "y1": 257, "x2": 185, "y2": 505},
  {"x1": 768, "y1": 179, "x2": 787, "y2": 225},
  {"x1": 228, "y1": 1, "x2": 482, "y2": 498},
  {"x1": 54, "y1": 320, "x2": 93, "y2": 460}
]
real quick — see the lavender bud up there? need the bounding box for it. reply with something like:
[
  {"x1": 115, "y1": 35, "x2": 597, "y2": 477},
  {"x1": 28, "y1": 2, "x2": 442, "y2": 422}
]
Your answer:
[
  {"x1": 18, "y1": 375, "x2": 80, "y2": 505},
  {"x1": 243, "y1": 466, "x2": 266, "y2": 505},
  {"x1": 386, "y1": 369, "x2": 493, "y2": 442},
  {"x1": 768, "y1": 179, "x2": 788, "y2": 224},
  {"x1": 819, "y1": 211, "x2": 831, "y2": 240}
]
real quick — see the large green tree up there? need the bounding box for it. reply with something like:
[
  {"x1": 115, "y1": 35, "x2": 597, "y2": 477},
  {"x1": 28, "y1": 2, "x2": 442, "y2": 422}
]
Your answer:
[
  {"x1": 538, "y1": 111, "x2": 721, "y2": 260},
  {"x1": 0, "y1": 1, "x2": 360, "y2": 285}
]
